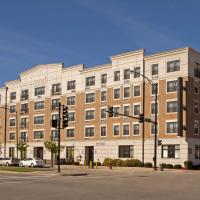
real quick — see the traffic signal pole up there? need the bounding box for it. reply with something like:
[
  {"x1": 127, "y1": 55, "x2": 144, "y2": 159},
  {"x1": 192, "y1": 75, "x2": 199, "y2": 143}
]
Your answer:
[{"x1": 57, "y1": 102, "x2": 61, "y2": 173}]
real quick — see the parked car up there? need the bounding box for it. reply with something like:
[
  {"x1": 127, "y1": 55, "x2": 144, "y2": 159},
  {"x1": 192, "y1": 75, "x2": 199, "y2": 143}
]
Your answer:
[
  {"x1": 0, "y1": 157, "x2": 20, "y2": 166},
  {"x1": 19, "y1": 158, "x2": 45, "y2": 167}
]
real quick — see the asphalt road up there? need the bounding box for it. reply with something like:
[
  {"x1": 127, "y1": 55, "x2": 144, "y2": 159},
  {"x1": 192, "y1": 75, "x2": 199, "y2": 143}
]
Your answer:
[{"x1": 0, "y1": 171, "x2": 199, "y2": 200}]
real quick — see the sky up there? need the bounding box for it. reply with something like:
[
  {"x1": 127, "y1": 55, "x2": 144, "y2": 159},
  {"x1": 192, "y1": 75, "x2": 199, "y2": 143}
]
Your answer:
[{"x1": 0, "y1": 0, "x2": 200, "y2": 86}]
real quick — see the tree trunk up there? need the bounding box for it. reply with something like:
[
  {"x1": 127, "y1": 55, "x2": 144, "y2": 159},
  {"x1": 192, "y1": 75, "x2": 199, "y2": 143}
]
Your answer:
[{"x1": 51, "y1": 151, "x2": 53, "y2": 167}]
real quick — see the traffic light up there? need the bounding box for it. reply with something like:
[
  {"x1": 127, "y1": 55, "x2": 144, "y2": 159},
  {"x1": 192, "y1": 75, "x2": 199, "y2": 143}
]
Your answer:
[
  {"x1": 51, "y1": 119, "x2": 58, "y2": 128},
  {"x1": 108, "y1": 106, "x2": 114, "y2": 117},
  {"x1": 62, "y1": 105, "x2": 68, "y2": 128},
  {"x1": 139, "y1": 114, "x2": 144, "y2": 123},
  {"x1": 158, "y1": 139, "x2": 162, "y2": 146}
]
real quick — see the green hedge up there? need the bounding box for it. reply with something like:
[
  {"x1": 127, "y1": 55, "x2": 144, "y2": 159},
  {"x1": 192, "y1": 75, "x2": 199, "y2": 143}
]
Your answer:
[
  {"x1": 165, "y1": 164, "x2": 173, "y2": 169},
  {"x1": 173, "y1": 164, "x2": 182, "y2": 169},
  {"x1": 144, "y1": 162, "x2": 153, "y2": 168},
  {"x1": 184, "y1": 161, "x2": 193, "y2": 169},
  {"x1": 103, "y1": 158, "x2": 142, "y2": 167}
]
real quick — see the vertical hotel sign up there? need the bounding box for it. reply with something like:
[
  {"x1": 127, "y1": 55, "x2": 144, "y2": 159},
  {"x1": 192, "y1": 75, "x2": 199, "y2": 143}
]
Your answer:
[{"x1": 177, "y1": 77, "x2": 183, "y2": 136}]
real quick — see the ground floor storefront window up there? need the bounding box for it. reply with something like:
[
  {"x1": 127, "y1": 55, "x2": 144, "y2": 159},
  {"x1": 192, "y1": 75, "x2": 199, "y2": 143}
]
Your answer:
[
  {"x1": 162, "y1": 145, "x2": 180, "y2": 158},
  {"x1": 195, "y1": 145, "x2": 200, "y2": 159},
  {"x1": 66, "y1": 146, "x2": 74, "y2": 164},
  {"x1": 119, "y1": 145, "x2": 134, "y2": 158}
]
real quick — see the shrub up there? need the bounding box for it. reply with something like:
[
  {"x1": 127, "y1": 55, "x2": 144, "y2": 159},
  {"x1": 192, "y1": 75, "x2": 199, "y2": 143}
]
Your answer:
[
  {"x1": 103, "y1": 158, "x2": 112, "y2": 166},
  {"x1": 166, "y1": 164, "x2": 173, "y2": 169},
  {"x1": 184, "y1": 161, "x2": 193, "y2": 169},
  {"x1": 111, "y1": 159, "x2": 119, "y2": 167},
  {"x1": 144, "y1": 162, "x2": 153, "y2": 168},
  {"x1": 161, "y1": 163, "x2": 166, "y2": 168},
  {"x1": 116, "y1": 159, "x2": 124, "y2": 167},
  {"x1": 173, "y1": 164, "x2": 182, "y2": 169},
  {"x1": 125, "y1": 159, "x2": 142, "y2": 167}
]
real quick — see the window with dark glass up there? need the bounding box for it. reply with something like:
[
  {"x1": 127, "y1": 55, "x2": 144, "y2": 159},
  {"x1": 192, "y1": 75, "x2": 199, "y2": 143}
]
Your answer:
[
  {"x1": 52, "y1": 83, "x2": 61, "y2": 95},
  {"x1": 151, "y1": 103, "x2": 158, "y2": 114},
  {"x1": 194, "y1": 81, "x2": 199, "y2": 94},
  {"x1": 67, "y1": 80, "x2": 76, "y2": 90},
  {"x1": 10, "y1": 92, "x2": 16, "y2": 100},
  {"x1": 167, "y1": 122, "x2": 178, "y2": 133},
  {"x1": 9, "y1": 105, "x2": 16, "y2": 113},
  {"x1": 152, "y1": 64, "x2": 158, "y2": 75},
  {"x1": 21, "y1": 89, "x2": 29, "y2": 100},
  {"x1": 86, "y1": 93, "x2": 95, "y2": 103},
  {"x1": 21, "y1": 103, "x2": 29, "y2": 113},
  {"x1": 124, "y1": 69, "x2": 130, "y2": 80},
  {"x1": 195, "y1": 145, "x2": 200, "y2": 159},
  {"x1": 162, "y1": 145, "x2": 180, "y2": 158},
  {"x1": 34, "y1": 116, "x2": 44, "y2": 125},
  {"x1": 34, "y1": 101, "x2": 44, "y2": 110},
  {"x1": 113, "y1": 125, "x2": 120, "y2": 136},
  {"x1": 51, "y1": 130, "x2": 58, "y2": 141},
  {"x1": 134, "y1": 85, "x2": 140, "y2": 96},
  {"x1": 20, "y1": 131, "x2": 27, "y2": 141},
  {"x1": 85, "y1": 127, "x2": 95, "y2": 137},
  {"x1": 151, "y1": 123, "x2": 158, "y2": 135},
  {"x1": 101, "y1": 108, "x2": 107, "y2": 119},
  {"x1": 114, "y1": 88, "x2": 120, "y2": 99},
  {"x1": 114, "y1": 71, "x2": 120, "y2": 81},
  {"x1": 195, "y1": 101, "x2": 199, "y2": 114},
  {"x1": 85, "y1": 110, "x2": 95, "y2": 120},
  {"x1": 66, "y1": 129, "x2": 75, "y2": 138},
  {"x1": 167, "y1": 101, "x2": 178, "y2": 113},
  {"x1": 20, "y1": 117, "x2": 28, "y2": 128},
  {"x1": 113, "y1": 107, "x2": 120, "y2": 117},
  {"x1": 68, "y1": 112, "x2": 75, "y2": 122},
  {"x1": 35, "y1": 86, "x2": 45, "y2": 96},
  {"x1": 9, "y1": 147, "x2": 15, "y2": 157},
  {"x1": 134, "y1": 104, "x2": 140, "y2": 116},
  {"x1": 119, "y1": 145, "x2": 133, "y2": 158},
  {"x1": 124, "y1": 87, "x2": 130, "y2": 98},
  {"x1": 52, "y1": 114, "x2": 59, "y2": 120},
  {"x1": 52, "y1": 99, "x2": 60, "y2": 110},
  {"x1": 9, "y1": 132, "x2": 15, "y2": 140},
  {"x1": 133, "y1": 124, "x2": 140, "y2": 135},
  {"x1": 152, "y1": 83, "x2": 158, "y2": 95},
  {"x1": 123, "y1": 124, "x2": 129, "y2": 135},
  {"x1": 86, "y1": 76, "x2": 95, "y2": 86},
  {"x1": 133, "y1": 67, "x2": 140, "y2": 78},
  {"x1": 167, "y1": 60, "x2": 180, "y2": 72},
  {"x1": 194, "y1": 121, "x2": 199, "y2": 135},
  {"x1": 101, "y1": 74, "x2": 107, "y2": 84},
  {"x1": 101, "y1": 91, "x2": 107, "y2": 102},
  {"x1": 167, "y1": 80, "x2": 178, "y2": 93},
  {"x1": 33, "y1": 131, "x2": 44, "y2": 139},
  {"x1": 66, "y1": 146, "x2": 74, "y2": 163},
  {"x1": 100, "y1": 126, "x2": 106, "y2": 137},
  {"x1": 9, "y1": 119, "x2": 16, "y2": 127},
  {"x1": 123, "y1": 105, "x2": 130, "y2": 116},
  {"x1": 67, "y1": 96, "x2": 75, "y2": 106}
]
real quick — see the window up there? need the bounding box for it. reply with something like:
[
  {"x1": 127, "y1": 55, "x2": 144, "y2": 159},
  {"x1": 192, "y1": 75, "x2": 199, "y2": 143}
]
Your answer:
[
  {"x1": 167, "y1": 80, "x2": 178, "y2": 93},
  {"x1": 66, "y1": 146, "x2": 74, "y2": 162},
  {"x1": 66, "y1": 128, "x2": 75, "y2": 138},
  {"x1": 124, "y1": 87, "x2": 130, "y2": 98},
  {"x1": 86, "y1": 76, "x2": 95, "y2": 86},
  {"x1": 124, "y1": 69, "x2": 130, "y2": 80},
  {"x1": 101, "y1": 74, "x2": 107, "y2": 84},
  {"x1": 152, "y1": 83, "x2": 158, "y2": 95},
  {"x1": 167, "y1": 121, "x2": 178, "y2": 133},
  {"x1": 85, "y1": 110, "x2": 95, "y2": 120},
  {"x1": 35, "y1": 86, "x2": 45, "y2": 96},
  {"x1": 119, "y1": 145, "x2": 133, "y2": 158},
  {"x1": 101, "y1": 108, "x2": 107, "y2": 119},
  {"x1": 151, "y1": 103, "x2": 158, "y2": 114},
  {"x1": 34, "y1": 101, "x2": 44, "y2": 110},
  {"x1": 33, "y1": 131, "x2": 44, "y2": 139},
  {"x1": 162, "y1": 145, "x2": 180, "y2": 158},
  {"x1": 123, "y1": 105, "x2": 130, "y2": 116},
  {"x1": 20, "y1": 132, "x2": 27, "y2": 141},
  {"x1": 85, "y1": 127, "x2": 95, "y2": 137},
  {"x1": 167, "y1": 101, "x2": 178, "y2": 113},
  {"x1": 67, "y1": 96, "x2": 75, "y2": 106},
  {"x1": 194, "y1": 121, "x2": 199, "y2": 135},
  {"x1": 9, "y1": 119, "x2": 16, "y2": 127},
  {"x1": 9, "y1": 147, "x2": 15, "y2": 157},
  {"x1": 133, "y1": 67, "x2": 140, "y2": 78},
  {"x1": 151, "y1": 123, "x2": 158, "y2": 135},
  {"x1": 67, "y1": 80, "x2": 76, "y2": 90},
  {"x1": 9, "y1": 132, "x2": 15, "y2": 140},
  {"x1": 9, "y1": 105, "x2": 16, "y2": 113},
  {"x1": 133, "y1": 124, "x2": 140, "y2": 135},
  {"x1": 10, "y1": 92, "x2": 16, "y2": 100},
  {"x1": 52, "y1": 99, "x2": 60, "y2": 110},
  {"x1": 123, "y1": 124, "x2": 129, "y2": 136},
  {"x1": 34, "y1": 116, "x2": 44, "y2": 125},
  {"x1": 194, "y1": 81, "x2": 199, "y2": 94},
  {"x1": 152, "y1": 64, "x2": 158, "y2": 75},
  {"x1": 195, "y1": 145, "x2": 200, "y2": 159},
  {"x1": 195, "y1": 101, "x2": 199, "y2": 113},
  {"x1": 52, "y1": 83, "x2": 61, "y2": 95},
  {"x1": 114, "y1": 70, "x2": 120, "y2": 81},
  {"x1": 100, "y1": 126, "x2": 107, "y2": 137},
  {"x1": 86, "y1": 93, "x2": 95, "y2": 103},
  {"x1": 113, "y1": 107, "x2": 120, "y2": 118},
  {"x1": 134, "y1": 85, "x2": 140, "y2": 96},
  {"x1": 114, "y1": 88, "x2": 120, "y2": 99},
  {"x1": 101, "y1": 91, "x2": 107, "y2": 102},
  {"x1": 113, "y1": 124, "x2": 120, "y2": 136},
  {"x1": 21, "y1": 103, "x2": 29, "y2": 113},
  {"x1": 133, "y1": 104, "x2": 140, "y2": 116},
  {"x1": 21, "y1": 89, "x2": 29, "y2": 100},
  {"x1": 167, "y1": 60, "x2": 180, "y2": 72},
  {"x1": 51, "y1": 130, "x2": 58, "y2": 141},
  {"x1": 52, "y1": 114, "x2": 59, "y2": 120},
  {"x1": 20, "y1": 117, "x2": 28, "y2": 128},
  {"x1": 68, "y1": 112, "x2": 75, "y2": 122}
]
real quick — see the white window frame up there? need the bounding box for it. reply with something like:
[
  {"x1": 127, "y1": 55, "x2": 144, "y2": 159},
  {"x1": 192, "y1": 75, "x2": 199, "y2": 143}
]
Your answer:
[
  {"x1": 113, "y1": 87, "x2": 121, "y2": 100},
  {"x1": 33, "y1": 129, "x2": 44, "y2": 140},
  {"x1": 151, "y1": 101, "x2": 159, "y2": 115},
  {"x1": 85, "y1": 109, "x2": 95, "y2": 121},
  {"x1": 33, "y1": 115, "x2": 45, "y2": 125},
  {"x1": 100, "y1": 90, "x2": 107, "y2": 102},
  {"x1": 166, "y1": 99, "x2": 178, "y2": 114},
  {"x1": 122, "y1": 123, "x2": 130, "y2": 136},
  {"x1": 100, "y1": 124, "x2": 107, "y2": 137},
  {"x1": 133, "y1": 84, "x2": 141, "y2": 97},
  {"x1": 113, "y1": 105, "x2": 121, "y2": 118},
  {"x1": 166, "y1": 79, "x2": 178, "y2": 94},
  {"x1": 84, "y1": 125, "x2": 95, "y2": 138},
  {"x1": 113, "y1": 123, "x2": 120, "y2": 137},
  {"x1": 133, "y1": 103, "x2": 141, "y2": 116},
  {"x1": 133, "y1": 122, "x2": 140, "y2": 136},
  {"x1": 66, "y1": 127, "x2": 75, "y2": 138},
  {"x1": 166, "y1": 120, "x2": 178, "y2": 135}
]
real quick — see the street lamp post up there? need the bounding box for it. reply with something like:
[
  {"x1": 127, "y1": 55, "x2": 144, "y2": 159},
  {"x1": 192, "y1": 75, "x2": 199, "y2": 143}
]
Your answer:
[{"x1": 130, "y1": 70, "x2": 158, "y2": 170}]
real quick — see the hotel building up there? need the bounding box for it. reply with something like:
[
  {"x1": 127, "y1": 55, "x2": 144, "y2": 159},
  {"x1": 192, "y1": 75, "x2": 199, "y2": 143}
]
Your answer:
[{"x1": 0, "y1": 47, "x2": 200, "y2": 166}]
